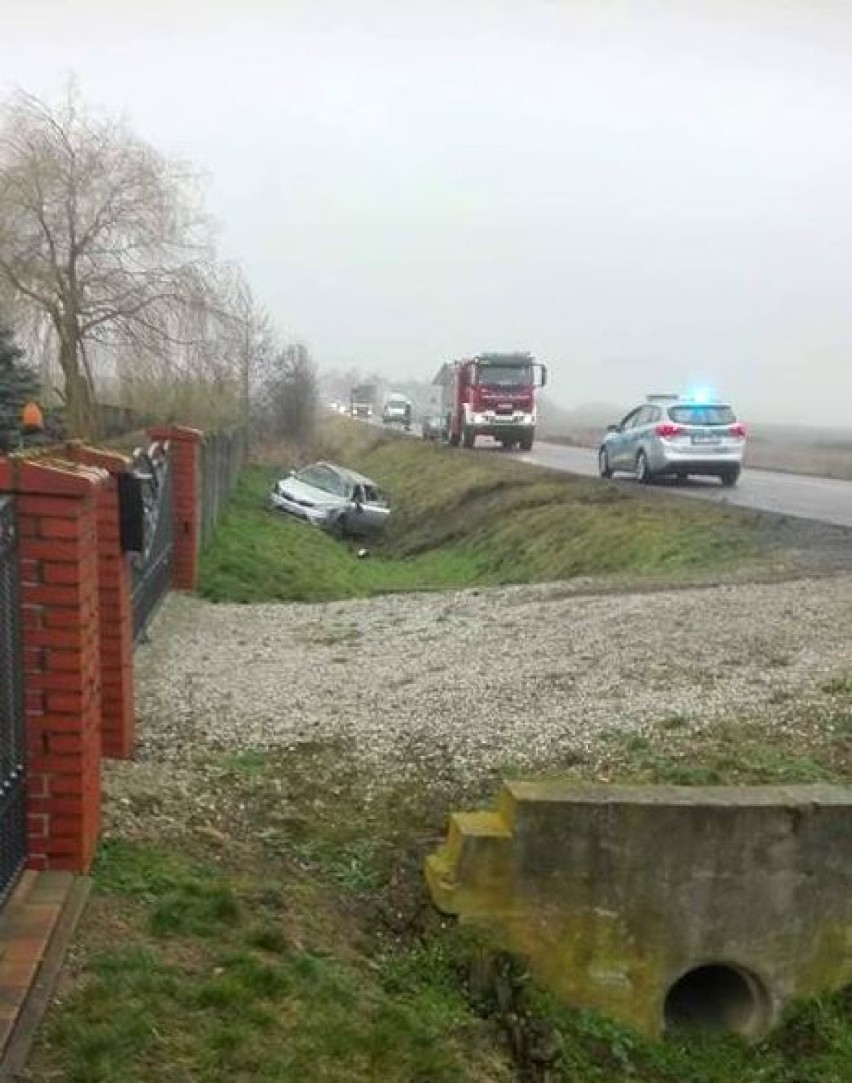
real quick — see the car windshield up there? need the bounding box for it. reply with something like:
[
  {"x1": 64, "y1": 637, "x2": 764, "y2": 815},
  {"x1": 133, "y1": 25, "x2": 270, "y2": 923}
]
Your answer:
[
  {"x1": 475, "y1": 363, "x2": 532, "y2": 388},
  {"x1": 668, "y1": 405, "x2": 735, "y2": 426},
  {"x1": 294, "y1": 464, "x2": 349, "y2": 497}
]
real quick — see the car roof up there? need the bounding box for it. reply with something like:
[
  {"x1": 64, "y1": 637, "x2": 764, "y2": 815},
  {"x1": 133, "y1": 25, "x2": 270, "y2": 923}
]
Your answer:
[
  {"x1": 639, "y1": 398, "x2": 732, "y2": 410},
  {"x1": 307, "y1": 461, "x2": 378, "y2": 487}
]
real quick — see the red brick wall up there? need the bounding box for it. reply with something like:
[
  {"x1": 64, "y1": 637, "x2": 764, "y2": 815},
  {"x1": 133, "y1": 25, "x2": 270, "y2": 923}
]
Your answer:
[
  {"x1": 63, "y1": 445, "x2": 135, "y2": 761},
  {"x1": 148, "y1": 426, "x2": 202, "y2": 590},
  {"x1": 0, "y1": 459, "x2": 107, "y2": 873},
  {"x1": 0, "y1": 425, "x2": 209, "y2": 873}
]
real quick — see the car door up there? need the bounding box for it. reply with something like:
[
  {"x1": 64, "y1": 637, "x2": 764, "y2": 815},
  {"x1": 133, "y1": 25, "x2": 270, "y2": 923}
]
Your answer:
[
  {"x1": 356, "y1": 484, "x2": 390, "y2": 533},
  {"x1": 622, "y1": 406, "x2": 656, "y2": 468},
  {"x1": 609, "y1": 408, "x2": 641, "y2": 468}
]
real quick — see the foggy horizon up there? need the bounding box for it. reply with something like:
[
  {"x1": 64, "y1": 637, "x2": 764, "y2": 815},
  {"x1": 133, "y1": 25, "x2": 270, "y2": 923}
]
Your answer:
[{"x1": 3, "y1": 0, "x2": 852, "y2": 427}]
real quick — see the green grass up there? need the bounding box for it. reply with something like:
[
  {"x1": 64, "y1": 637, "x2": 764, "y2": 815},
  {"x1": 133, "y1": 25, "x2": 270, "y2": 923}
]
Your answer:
[
  {"x1": 199, "y1": 423, "x2": 765, "y2": 603},
  {"x1": 28, "y1": 726, "x2": 852, "y2": 1083},
  {"x1": 519, "y1": 982, "x2": 852, "y2": 1083},
  {"x1": 37, "y1": 840, "x2": 505, "y2": 1083},
  {"x1": 35, "y1": 832, "x2": 852, "y2": 1083},
  {"x1": 597, "y1": 722, "x2": 843, "y2": 787},
  {"x1": 822, "y1": 675, "x2": 852, "y2": 697}
]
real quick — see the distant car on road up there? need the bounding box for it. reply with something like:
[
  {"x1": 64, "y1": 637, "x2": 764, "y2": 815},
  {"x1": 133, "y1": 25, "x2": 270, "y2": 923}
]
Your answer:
[
  {"x1": 269, "y1": 461, "x2": 390, "y2": 536},
  {"x1": 599, "y1": 393, "x2": 746, "y2": 486},
  {"x1": 421, "y1": 414, "x2": 447, "y2": 442}
]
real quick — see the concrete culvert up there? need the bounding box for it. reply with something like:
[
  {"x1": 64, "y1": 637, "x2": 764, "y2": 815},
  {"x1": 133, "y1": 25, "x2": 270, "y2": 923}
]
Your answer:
[{"x1": 664, "y1": 965, "x2": 770, "y2": 1037}]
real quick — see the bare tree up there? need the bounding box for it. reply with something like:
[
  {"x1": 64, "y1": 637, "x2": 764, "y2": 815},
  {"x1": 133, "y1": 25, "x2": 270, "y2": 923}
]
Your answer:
[
  {"x1": 0, "y1": 82, "x2": 211, "y2": 436},
  {"x1": 258, "y1": 341, "x2": 318, "y2": 443},
  {"x1": 111, "y1": 260, "x2": 277, "y2": 431}
]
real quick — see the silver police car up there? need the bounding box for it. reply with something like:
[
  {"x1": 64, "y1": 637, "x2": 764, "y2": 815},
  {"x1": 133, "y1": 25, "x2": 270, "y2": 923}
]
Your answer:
[{"x1": 599, "y1": 394, "x2": 746, "y2": 486}]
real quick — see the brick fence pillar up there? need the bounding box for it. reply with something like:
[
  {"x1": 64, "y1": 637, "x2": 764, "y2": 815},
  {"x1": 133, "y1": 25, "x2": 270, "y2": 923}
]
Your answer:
[
  {"x1": 63, "y1": 443, "x2": 135, "y2": 761},
  {"x1": 0, "y1": 457, "x2": 107, "y2": 873},
  {"x1": 149, "y1": 426, "x2": 202, "y2": 591}
]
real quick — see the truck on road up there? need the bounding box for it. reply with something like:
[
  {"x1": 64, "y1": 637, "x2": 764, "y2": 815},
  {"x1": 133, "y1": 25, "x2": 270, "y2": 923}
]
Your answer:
[
  {"x1": 382, "y1": 392, "x2": 412, "y2": 430},
  {"x1": 433, "y1": 352, "x2": 548, "y2": 451},
  {"x1": 349, "y1": 384, "x2": 377, "y2": 419}
]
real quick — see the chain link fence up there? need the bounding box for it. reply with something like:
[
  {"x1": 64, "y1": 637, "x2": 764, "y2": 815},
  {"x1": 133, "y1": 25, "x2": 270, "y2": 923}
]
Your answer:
[{"x1": 199, "y1": 428, "x2": 247, "y2": 547}]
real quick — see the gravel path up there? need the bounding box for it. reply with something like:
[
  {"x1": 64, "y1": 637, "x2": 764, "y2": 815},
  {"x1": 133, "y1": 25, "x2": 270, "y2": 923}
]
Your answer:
[{"x1": 132, "y1": 576, "x2": 852, "y2": 782}]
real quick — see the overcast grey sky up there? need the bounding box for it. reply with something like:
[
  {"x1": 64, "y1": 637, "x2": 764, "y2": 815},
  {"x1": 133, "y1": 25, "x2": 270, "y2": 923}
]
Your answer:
[{"x1": 3, "y1": 0, "x2": 852, "y2": 422}]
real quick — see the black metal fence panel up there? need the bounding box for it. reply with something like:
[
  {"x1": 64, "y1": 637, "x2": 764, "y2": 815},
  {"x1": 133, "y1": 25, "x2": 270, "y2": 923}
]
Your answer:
[
  {"x1": 130, "y1": 441, "x2": 174, "y2": 642},
  {"x1": 0, "y1": 497, "x2": 26, "y2": 905}
]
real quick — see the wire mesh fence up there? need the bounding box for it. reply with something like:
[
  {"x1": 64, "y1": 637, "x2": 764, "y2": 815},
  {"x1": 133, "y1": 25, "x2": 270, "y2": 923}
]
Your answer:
[{"x1": 199, "y1": 428, "x2": 247, "y2": 547}]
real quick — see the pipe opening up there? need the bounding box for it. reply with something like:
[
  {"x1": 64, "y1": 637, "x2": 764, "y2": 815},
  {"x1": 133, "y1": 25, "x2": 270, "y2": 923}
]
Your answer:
[{"x1": 664, "y1": 964, "x2": 768, "y2": 1036}]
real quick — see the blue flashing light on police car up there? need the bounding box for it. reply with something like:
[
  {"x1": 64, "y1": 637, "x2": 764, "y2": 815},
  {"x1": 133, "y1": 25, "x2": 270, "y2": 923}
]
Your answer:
[{"x1": 682, "y1": 386, "x2": 716, "y2": 405}]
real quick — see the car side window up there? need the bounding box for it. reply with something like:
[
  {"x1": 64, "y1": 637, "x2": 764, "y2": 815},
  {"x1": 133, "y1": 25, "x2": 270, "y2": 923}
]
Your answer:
[
  {"x1": 647, "y1": 406, "x2": 661, "y2": 424},
  {"x1": 620, "y1": 409, "x2": 641, "y2": 430},
  {"x1": 634, "y1": 407, "x2": 653, "y2": 427},
  {"x1": 351, "y1": 485, "x2": 364, "y2": 504}
]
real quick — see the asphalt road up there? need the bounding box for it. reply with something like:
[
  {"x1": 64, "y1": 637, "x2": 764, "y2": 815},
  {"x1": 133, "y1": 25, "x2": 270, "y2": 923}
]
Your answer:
[{"x1": 520, "y1": 441, "x2": 852, "y2": 530}]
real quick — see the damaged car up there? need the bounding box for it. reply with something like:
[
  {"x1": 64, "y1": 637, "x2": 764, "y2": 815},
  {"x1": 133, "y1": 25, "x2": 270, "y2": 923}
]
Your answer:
[{"x1": 268, "y1": 461, "x2": 390, "y2": 537}]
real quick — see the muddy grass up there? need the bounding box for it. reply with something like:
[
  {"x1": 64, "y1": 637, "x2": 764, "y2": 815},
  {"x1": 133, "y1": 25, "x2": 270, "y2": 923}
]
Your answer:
[{"x1": 25, "y1": 698, "x2": 852, "y2": 1082}]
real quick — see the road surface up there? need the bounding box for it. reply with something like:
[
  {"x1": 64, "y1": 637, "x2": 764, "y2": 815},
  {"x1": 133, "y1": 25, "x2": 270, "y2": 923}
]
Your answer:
[{"x1": 521, "y1": 442, "x2": 852, "y2": 530}]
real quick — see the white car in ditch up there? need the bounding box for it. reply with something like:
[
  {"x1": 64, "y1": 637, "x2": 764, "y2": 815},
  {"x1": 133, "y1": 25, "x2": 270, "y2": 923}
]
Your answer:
[{"x1": 268, "y1": 461, "x2": 390, "y2": 537}]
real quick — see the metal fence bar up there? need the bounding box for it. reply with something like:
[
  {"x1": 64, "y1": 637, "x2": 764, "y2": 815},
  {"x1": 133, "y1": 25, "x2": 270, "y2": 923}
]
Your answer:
[
  {"x1": 0, "y1": 496, "x2": 27, "y2": 906},
  {"x1": 128, "y1": 427, "x2": 244, "y2": 639},
  {"x1": 130, "y1": 443, "x2": 174, "y2": 642}
]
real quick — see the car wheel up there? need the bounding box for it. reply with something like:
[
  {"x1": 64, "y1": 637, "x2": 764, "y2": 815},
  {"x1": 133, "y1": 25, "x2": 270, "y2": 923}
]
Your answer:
[
  {"x1": 599, "y1": 448, "x2": 613, "y2": 478},
  {"x1": 720, "y1": 466, "x2": 741, "y2": 488},
  {"x1": 635, "y1": 450, "x2": 653, "y2": 484},
  {"x1": 462, "y1": 426, "x2": 476, "y2": 449}
]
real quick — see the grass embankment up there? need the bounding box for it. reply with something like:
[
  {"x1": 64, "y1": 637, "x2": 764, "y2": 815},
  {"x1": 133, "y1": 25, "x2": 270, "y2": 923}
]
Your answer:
[
  {"x1": 28, "y1": 718, "x2": 852, "y2": 1083},
  {"x1": 200, "y1": 422, "x2": 765, "y2": 603}
]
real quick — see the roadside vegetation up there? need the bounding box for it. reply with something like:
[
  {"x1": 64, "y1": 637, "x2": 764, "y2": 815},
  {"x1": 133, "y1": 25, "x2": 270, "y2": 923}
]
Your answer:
[
  {"x1": 27, "y1": 698, "x2": 852, "y2": 1082},
  {"x1": 199, "y1": 420, "x2": 773, "y2": 603}
]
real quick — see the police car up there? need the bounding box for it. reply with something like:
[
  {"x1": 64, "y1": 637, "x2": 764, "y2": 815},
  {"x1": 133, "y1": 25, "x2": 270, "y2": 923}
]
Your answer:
[{"x1": 599, "y1": 392, "x2": 746, "y2": 487}]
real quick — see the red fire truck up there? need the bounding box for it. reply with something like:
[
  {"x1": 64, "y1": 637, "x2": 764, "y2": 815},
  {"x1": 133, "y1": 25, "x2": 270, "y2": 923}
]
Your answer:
[{"x1": 434, "y1": 352, "x2": 547, "y2": 451}]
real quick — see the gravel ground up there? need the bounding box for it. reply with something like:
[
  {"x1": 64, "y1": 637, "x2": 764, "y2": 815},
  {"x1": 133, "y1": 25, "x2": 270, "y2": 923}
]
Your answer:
[{"x1": 127, "y1": 576, "x2": 852, "y2": 782}]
